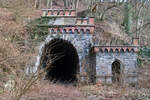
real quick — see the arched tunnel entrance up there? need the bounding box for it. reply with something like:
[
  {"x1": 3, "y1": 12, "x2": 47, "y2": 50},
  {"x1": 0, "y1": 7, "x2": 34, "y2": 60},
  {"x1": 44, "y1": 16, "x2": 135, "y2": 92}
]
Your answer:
[{"x1": 41, "y1": 39, "x2": 79, "y2": 83}]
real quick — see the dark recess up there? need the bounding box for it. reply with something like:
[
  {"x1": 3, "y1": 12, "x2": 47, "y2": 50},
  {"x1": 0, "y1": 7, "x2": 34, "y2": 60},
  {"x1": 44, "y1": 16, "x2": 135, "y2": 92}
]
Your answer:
[
  {"x1": 112, "y1": 60, "x2": 121, "y2": 83},
  {"x1": 41, "y1": 39, "x2": 79, "y2": 83}
]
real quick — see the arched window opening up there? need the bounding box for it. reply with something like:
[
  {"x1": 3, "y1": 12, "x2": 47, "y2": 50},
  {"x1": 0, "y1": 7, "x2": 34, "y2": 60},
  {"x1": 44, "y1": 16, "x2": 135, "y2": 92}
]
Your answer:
[
  {"x1": 126, "y1": 48, "x2": 130, "y2": 53},
  {"x1": 131, "y1": 49, "x2": 135, "y2": 53},
  {"x1": 104, "y1": 49, "x2": 108, "y2": 53},
  {"x1": 57, "y1": 29, "x2": 61, "y2": 32},
  {"x1": 51, "y1": 29, "x2": 54, "y2": 33},
  {"x1": 120, "y1": 48, "x2": 124, "y2": 53},
  {"x1": 86, "y1": 29, "x2": 90, "y2": 34},
  {"x1": 80, "y1": 29, "x2": 84, "y2": 34},
  {"x1": 69, "y1": 29, "x2": 73, "y2": 34},
  {"x1": 99, "y1": 49, "x2": 103, "y2": 53},
  {"x1": 112, "y1": 60, "x2": 121, "y2": 84},
  {"x1": 62, "y1": 29, "x2": 67, "y2": 33},
  {"x1": 110, "y1": 49, "x2": 113, "y2": 53},
  {"x1": 115, "y1": 49, "x2": 119, "y2": 53},
  {"x1": 74, "y1": 29, "x2": 79, "y2": 34}
]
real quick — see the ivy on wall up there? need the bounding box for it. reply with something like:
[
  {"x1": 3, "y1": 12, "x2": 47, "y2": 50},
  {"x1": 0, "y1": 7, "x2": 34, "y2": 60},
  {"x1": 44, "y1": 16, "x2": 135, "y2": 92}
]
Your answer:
[
  {"x1": 26, "y1": 17, "x2": 51, "y2": 41},
  {"x1": 123, "y1": 2, "x2": 132, "y2": 35},
  {"x1": 138, "y1": 47, "x2": 150, "y2": 66}
]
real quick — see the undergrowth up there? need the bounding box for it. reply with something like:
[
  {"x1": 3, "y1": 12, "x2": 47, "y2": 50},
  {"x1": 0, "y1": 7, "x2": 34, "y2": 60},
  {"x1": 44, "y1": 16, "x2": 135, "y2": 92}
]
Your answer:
[
  {"x1": 26, "y1": 17, "x2": 51, "y2": 41},
  {"x1": 138, "y1": 47, "x2": 150, "y2": 67}
]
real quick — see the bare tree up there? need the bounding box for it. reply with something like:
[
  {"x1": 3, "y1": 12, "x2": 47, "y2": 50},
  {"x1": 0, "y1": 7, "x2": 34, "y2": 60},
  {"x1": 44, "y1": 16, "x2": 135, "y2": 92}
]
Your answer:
[{"x1": 35, "y1": 0, "x2": 41, "y2": 9}]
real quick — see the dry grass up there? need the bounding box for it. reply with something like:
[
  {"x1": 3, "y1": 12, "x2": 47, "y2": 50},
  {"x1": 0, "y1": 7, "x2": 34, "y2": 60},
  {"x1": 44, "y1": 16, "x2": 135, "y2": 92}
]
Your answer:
[
  {"x1": 0, "y1": 36, "x2": 46, "y2": 100},
  {"x1": 94, "y1": 21, "x2": 132, "y2": 46},
  {"x1": 0, "y1": 5, "x2": 43, "y2": 100},
  {"x1": 0, "y1": 1, "x2": 150, "y2": 100},
  {"x1": 79, "y1": 84, "x2": 150, "y2": 100},
  {"x1": 138, "y1": 62, "x2": 150, "y2": 88},
  {"x1": 21, "y1": 81, "x2": 85, "y2": 100},
  {"x1": 0, "y1": 5, "x2": 84, "y2": 100}
]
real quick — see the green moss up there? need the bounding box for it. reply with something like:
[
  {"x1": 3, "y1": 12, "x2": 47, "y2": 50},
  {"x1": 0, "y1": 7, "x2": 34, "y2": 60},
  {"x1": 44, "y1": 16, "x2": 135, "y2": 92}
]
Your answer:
[
  {"x1": 123, "y1": 3, "x2": 132, "y2": 35},
  {"x1": 138, "y1": 47, "x2": 150, "y2": 66},
  {"x1": 26, "y1": 17, "x2": 53, "y2": 41}
]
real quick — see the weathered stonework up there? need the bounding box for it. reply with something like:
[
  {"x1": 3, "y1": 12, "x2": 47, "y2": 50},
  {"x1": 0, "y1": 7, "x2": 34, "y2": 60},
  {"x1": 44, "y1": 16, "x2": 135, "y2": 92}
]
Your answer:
[
  {"x1": 32, "y1": 9, "x2": 139, "y2": 84},
  {"x1": 96, "y1": 51, "x2": 137, "y2": 84},
  {"x1": 34, "y1": 33, "x2": 95, "y2": 83},
  {"x1": 34, "y1": 33, "x2": 138, "y2": 84}
]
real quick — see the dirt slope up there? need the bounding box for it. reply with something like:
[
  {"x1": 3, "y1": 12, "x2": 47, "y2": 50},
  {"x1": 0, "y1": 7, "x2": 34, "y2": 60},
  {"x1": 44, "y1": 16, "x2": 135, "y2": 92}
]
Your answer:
[{"x1": 94, "y1": 21, "x2": 132, "y2": 46}]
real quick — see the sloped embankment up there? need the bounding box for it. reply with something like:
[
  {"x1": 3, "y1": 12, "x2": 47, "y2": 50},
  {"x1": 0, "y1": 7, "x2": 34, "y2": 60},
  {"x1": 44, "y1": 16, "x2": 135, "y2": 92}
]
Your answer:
[{"x1": 94, "y1": 21, "x2": 132, "y2": 46}]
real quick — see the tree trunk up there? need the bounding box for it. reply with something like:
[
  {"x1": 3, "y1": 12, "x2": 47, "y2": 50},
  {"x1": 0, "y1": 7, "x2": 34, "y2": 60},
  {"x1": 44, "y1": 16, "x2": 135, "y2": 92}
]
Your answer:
[
  {"x1": 50, "y1": 0, "x2": 53, "y2": 8},
  {"x1": 63, "y1": 0, "x2": 67, "y2": 9},
  {"x1": 47, "y1": 0, "x2": 51, "y2": 8},
  {"x1": 72, "y1": 0, "x2": 75, "y2": 9},
  {"x1": 35, "y1": 0, "x2": 39, "y2": 9},
  {"x1": 76, "y1": 0, "x2": 79, "y2": 10},
  {"x1": 123, "y1": 3, "x2": 132, "y2": 35},
  {"x1": 35, "y1": 0, "x2": 41, "y2": 9}
]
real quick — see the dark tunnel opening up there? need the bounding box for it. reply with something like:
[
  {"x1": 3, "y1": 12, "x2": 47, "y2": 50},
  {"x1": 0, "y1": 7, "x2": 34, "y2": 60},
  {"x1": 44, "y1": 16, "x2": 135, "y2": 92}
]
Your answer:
[{"x1": 41, "y1": 39, "x2": 79, "y2": 83}]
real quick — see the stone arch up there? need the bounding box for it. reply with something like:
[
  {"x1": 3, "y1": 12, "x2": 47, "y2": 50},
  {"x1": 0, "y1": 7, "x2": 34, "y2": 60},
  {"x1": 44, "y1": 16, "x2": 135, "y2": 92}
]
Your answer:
[
  {"x1": 40, "y1": 38, "x2": 80, "y2": 83},
  {"x1": 120, "y1": 48, "x2": 124, "y2": 53},
  {"x1": 126, "y1": 48, "x2": 130, "y2": 52},
  {"x1": 50, "y1": 29, "x2": 54, "y2": 33},
  {"x1": 69, "y1": 29, "x2": 73, "y2": 34},
  {"x1": 34, "y1": 33, "x2": 93, "y2": 83},
  {"x1": 80, "y1": 29, "x2": 84, "y2": 33},
  {"x1": 111, "y1": 59, "x2": 124, "y2": 84},
  {"x1": 110, "y1": 48, "x2": 113, "y2": 53},
  {"x1": 74, "y1": 29, "x2": 79, "y2": 34},
  {"x1": 99, "y1": 48, "x2": 103, "y2": 53},
  {"x1": 57, "y1": 28, "x2": 61, "y2": 32},
  {"x1": 104, "y1": 48, "x2": 108, "y2": 53},
  {"x1": 131, "y1": 48, "x2": 135, "y2": 53},
  {"x1": 86, "y1": 29, "x2": 90, "y2": 34},
  {"x1": 115, "y1": 48, "x2": 119, "y2": 53}
]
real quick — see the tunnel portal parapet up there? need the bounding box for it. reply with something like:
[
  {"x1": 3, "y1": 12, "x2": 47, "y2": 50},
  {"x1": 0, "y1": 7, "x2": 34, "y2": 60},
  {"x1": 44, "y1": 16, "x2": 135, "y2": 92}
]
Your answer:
[{"x1": 32, "y1": 8, "x2": 140, "y2": 84}]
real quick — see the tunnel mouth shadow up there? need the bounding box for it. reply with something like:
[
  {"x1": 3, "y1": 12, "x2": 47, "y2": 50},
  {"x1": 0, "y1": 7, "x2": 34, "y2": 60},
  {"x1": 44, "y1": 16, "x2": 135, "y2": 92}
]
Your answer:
[{"x1": 40, "y1": 38, "x2": 79, "y2": 84}]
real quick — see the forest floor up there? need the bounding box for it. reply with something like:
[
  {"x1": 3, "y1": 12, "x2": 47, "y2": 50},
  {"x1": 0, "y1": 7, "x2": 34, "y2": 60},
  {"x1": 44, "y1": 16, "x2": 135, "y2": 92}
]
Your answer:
[{"x1": 19, "y1": 80, "x2": 150, "y2": 100}]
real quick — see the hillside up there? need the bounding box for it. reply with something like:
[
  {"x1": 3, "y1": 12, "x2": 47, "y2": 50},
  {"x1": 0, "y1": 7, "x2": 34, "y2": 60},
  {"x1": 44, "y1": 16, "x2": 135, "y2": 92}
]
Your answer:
[{"x1": 0, "y1": 0, "x2": 150, "y2": 100}]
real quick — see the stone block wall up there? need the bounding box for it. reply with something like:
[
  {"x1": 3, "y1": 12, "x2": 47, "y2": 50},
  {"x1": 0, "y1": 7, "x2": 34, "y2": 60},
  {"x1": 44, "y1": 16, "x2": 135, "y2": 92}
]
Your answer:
[
  {"x1": 33, "y1": 8, "x2": 140, "y2": 85},
  {"x1": 96, "y1": 51, "x2": 137, "y2": 84},
  {"x1": 34, "y1": 33, "x2": 95, "y2": 83}
]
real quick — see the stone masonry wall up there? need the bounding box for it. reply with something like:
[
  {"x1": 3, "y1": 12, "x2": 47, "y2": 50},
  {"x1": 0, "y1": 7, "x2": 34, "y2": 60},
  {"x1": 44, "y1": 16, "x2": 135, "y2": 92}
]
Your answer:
[
  {"x1": 33, "y1": 33, "x2": 94, "y2": 83},
  {"x1": 96, "y1": 51, "x2": 137, "y2": 84}
]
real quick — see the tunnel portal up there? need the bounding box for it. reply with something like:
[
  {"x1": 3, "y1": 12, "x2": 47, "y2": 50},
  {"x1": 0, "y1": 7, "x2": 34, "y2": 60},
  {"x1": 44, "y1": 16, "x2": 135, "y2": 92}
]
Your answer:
[{"x1": 41, "y1": 39, "x2": 79, "y2": 83}]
